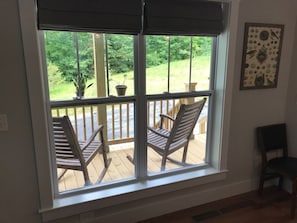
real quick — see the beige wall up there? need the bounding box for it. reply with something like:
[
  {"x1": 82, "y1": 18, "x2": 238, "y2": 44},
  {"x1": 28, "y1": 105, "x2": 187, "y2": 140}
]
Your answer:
[
  {"x1": 0, "y1": 0, "x2": 41, "y2": 223},
  {"x1": 1, "y1": 0, "x2": 297, "y2": 222},
  {"x1": 227, "y1": 0, "x2": 297, "y2": 183},
  {"x1": 285, "y1": 2, "x2": 297, "y2": 157}
]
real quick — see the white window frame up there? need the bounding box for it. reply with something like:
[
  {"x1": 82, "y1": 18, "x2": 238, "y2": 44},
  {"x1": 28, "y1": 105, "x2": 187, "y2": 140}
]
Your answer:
[{"x1": 18, "y1": 0, "x2": 239, "y2": 221}]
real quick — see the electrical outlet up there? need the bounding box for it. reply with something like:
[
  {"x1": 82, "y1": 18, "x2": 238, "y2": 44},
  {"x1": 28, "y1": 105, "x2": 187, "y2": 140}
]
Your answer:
[{"x1": 0, "y1": 114, "x2": 8, "y2": 131}]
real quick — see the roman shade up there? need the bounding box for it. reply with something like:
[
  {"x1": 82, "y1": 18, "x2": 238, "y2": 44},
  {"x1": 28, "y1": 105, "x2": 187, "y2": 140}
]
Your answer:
[
  {"x1": 37, "y1": 0, "x2": 225, "y2": 36},
  {"x1": 143, "y1": 0, "x2": 224, "y2": 36},
  {"x1": 37, "y1": 0, "x2": 143, "y2": 34}
]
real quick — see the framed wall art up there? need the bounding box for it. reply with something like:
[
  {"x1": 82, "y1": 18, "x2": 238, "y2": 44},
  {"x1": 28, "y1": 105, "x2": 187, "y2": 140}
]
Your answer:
[{"x1": 240, "y1": 23, "x2": 284, "y2": 90}]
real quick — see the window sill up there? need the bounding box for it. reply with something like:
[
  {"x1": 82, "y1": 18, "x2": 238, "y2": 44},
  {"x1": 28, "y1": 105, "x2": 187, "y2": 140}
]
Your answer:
[{"x1": 41, "y1": 167, "x2": 227, "y2": 222}]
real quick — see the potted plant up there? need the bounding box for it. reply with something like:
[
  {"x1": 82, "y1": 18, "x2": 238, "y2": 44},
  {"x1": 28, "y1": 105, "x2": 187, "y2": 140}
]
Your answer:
[
  {"x1": 72, "y1": 73, "x2": 93, "y2": 99},
  {"x1": 115, "y1": 74, "x2": 127, "y2": 96}
]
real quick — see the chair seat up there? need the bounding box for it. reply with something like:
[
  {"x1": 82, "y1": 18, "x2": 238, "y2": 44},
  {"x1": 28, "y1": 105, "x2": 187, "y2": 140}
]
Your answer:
[
  {"x1": 79, "y1": 141, "x2": 102, "y2": 164},
  {"x1": 147, "y1": 128, "x2": 188, "y2": 153},
  {"x1": 268, "y1": 157, "x2": 297, "y2": 178}
]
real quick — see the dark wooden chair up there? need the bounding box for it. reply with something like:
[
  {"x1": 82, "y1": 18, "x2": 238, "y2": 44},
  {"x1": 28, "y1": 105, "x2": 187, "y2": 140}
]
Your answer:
[
  {"x1": 52, "y1": 116, "x2": 111, "y2": 185},
  {"x1": 147, "y1": 98, "x2": 206, "y2": 171},
  {"x1": 257, "y1": 123, "x2": 297, "y2": 219}
]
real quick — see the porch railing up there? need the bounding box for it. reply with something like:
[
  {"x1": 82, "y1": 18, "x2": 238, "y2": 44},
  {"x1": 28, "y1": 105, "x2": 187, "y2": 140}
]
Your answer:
[{"x1": 51, "y1": 98, "x2": 207, "y2": 146}]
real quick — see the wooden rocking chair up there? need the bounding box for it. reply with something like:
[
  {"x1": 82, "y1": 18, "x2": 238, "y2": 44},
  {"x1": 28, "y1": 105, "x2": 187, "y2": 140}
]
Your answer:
[
  {"x1": 147, "y1": 98, "x2": 206, "y2": 171},
  {"x1": 127, "y1": 98, "x2": 206, "y2": 171},
  {"x1": 52, "y1": 116, "x2": 111, "y2": 185}
]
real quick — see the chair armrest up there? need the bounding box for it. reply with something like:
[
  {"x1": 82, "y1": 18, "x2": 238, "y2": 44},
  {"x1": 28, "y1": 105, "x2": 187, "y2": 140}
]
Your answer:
[
  {"x1": 159, "y1": 114, "x2": 175, "y2": 129},
  {"x1": 81, "y1": 125, "x2": 104, "y2": 150},
  {"x1": 160, "y1": 114, "x2": 175, "y2": 122},
  {"x1": 147, "y1": 126, "x2": 169, "y2": 139}
]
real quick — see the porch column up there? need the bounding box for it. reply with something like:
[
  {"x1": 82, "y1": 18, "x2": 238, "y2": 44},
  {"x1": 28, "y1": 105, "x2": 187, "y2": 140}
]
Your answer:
[{"x1": 93, "y1": 34, "x2": 108, "y2": 149}]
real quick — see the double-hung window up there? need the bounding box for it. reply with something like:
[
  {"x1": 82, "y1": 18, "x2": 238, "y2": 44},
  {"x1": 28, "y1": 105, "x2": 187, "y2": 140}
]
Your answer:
[
  {"x1": 44, "y1": 32, "x2": 216, "y2": 193},
  {"x1": 25, "y1": 0, "x2": 230, "y2": 217}
]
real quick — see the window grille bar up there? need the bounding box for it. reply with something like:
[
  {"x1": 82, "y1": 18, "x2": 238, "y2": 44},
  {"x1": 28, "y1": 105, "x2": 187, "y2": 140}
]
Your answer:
[{"x1": 189, "y1": 37, "x2": 193, "y2": 86}]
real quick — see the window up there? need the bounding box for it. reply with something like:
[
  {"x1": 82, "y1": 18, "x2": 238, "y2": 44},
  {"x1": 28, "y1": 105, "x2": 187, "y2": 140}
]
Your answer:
[
  {"x1": 19, "y1": 0, "x2": 233, "y2": 220},
  {"x1": 43, "y1": 31, "x2": 215, "y2": 193}
]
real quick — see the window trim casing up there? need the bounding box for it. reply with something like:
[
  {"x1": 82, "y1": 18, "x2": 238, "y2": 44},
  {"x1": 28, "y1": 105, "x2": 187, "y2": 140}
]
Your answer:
[{"x1": 18, "y1": 0, "x2": 238, "y2": 221}]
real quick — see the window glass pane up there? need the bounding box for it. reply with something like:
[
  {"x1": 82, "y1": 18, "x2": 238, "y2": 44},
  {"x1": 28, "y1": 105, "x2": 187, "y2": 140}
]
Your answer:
[
  {"x1": 147, "y1": 96, "x2": 208, "y2": 173},
  {"x1": 44, "y1": 32, "x2": 135, "y2": 100},
  {"x1": 106, "y1": 34, "x2": 135, "y2": 96},
  {"x1": 44, "y1": 31, "x2": 135, "y2": 192},
  {"x1": 145, "y1": 35, "x2": 213, "y2": 94},
  {"x1": 145, "y1": 35, "x2": 169, "y2": 94},
  {"x1": 45, "y1": 31, "x2": 95, "y2": 100},
  {"x1": 190, "y1": 37, "x2": 213, "y2": 91},
  {"x1": 51, "y1": 103, "x2": 135, "y2": 192},
  {"x1": 169, "y1": 36, "x2": 191, "y2": 93}
]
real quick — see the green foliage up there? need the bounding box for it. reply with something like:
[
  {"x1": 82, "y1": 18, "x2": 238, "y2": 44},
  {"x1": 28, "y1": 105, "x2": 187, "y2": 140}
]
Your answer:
[
  {"x1": 145, "y1": 36, "x2": 212, "y2": 67},
  {"x1": 47, "y1": 62, "x2": 64, "y2": 89},
  {"x1": 106, "y1": 35, "x2": 134, "y2": 74},
  {"x1": 44, "y1": 31, "x2": 94, "y2": 82},
  {"x1": 146, "y1": 36, "x2": 169, "y2": 66}
]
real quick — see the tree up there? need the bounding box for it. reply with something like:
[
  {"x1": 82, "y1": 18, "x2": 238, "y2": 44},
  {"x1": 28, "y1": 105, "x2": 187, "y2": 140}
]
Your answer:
[
  {"x1": 146, "y1": 36, "x2": 168, "y2": 67},
  {"x1": 106, "y1": 34, "x2": 134, "y2": 74},
  {"x1": 44, "y1": 31, "x2": 94, "y2": 82}
]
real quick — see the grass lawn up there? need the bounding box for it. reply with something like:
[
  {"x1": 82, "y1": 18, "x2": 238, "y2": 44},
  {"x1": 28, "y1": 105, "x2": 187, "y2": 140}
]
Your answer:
[{"x1": 49, "y1": 56, "x2": 211, "y2": 100}]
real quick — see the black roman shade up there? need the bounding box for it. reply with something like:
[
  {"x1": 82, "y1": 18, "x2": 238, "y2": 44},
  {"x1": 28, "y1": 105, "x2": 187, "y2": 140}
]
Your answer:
[
  {"x1": 143, "y1": 0, "x2": 224, "y2": 36},
  {"x1": 37, "y1": 0, "x2": 143, "y2": 34},
  {"x1": 37, "y1": 0, "x2": 225, "y2": 36}
]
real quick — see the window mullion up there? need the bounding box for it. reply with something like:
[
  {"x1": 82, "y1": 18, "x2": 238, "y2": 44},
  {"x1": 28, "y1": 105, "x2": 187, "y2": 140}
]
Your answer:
[
  {"x1": 167, "y1": 37, "x2": 170, "y2": 93},
  {"x1": 134, "y1": 35, "x2": 147, "y2": 179},
  {"x1": 209, "y1": 38, "x2": 217, "y2": 90},
  {"x1": 204, "y1": 37, "x2": 217, "y2": 165}
]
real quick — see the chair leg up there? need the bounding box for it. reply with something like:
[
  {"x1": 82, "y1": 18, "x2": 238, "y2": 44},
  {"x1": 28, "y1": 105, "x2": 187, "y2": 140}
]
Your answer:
[
  {"x1": 278, "y1": 176, "x2": 284, "y2": 190},
  {"x1": 58, "y1": 169, "x2": 68, "y2": 180},
  {"x1": 126, "y1": 155, "x2": 134, "y2": 164},
  {"x1": 182, "y1": 145, "x2": 189, "y2": 164},
  {"x1": 96, "y1": 158, "x2": 112, "y2": 184},
  {"x1": 96, "y1": 145, "x2": 112, "y2": 184},
  {"x1": 291, "y1": 181, "x2": 297, "y2": 219},
  {"x1": 102, "y1": 145, "x2": 110, "y2": 168},
  {"x1": 258, "y1": 170, "x2": 265, "y2": 196},
  {"x1": 82, "y1": 168, "x2": 91, "y2": 186},
  {"x1": 161, "y1": 156, "x2": 166, "y2": 171}
]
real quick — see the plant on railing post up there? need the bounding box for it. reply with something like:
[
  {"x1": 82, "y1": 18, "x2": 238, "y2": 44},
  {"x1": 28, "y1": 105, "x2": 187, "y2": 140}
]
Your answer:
[{"x1": 72, "y1": 73, "x2": 93, "y2": 99}]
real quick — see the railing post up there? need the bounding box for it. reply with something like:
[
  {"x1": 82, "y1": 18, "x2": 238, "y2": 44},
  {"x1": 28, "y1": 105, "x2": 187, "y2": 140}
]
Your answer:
[
  {"x1": 185, "y1": 82, "x2": 197, "y2": 139},
  {"x1": 184, "y1": 82, "x2": 197, "y2": 104}
]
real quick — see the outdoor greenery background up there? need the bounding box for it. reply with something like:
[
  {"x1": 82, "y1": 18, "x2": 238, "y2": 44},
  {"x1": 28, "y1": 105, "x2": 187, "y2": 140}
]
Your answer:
[{"x1": 45, "y1": 32, "x2": 212, "y2": 100}]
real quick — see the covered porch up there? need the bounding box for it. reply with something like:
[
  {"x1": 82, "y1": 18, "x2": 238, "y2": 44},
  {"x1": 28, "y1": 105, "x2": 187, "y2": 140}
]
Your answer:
[
  {"x1": 57, "y1": 133, "x2": 206, "y2": 192},
  {"x1": 52, "y1": 97, "x2": 208, "y2": 192}
]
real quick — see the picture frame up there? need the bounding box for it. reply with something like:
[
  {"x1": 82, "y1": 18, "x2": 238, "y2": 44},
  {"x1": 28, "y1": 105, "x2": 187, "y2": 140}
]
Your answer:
[{"x1": 240, "y1": 23, "x2": 284, "y2": 90}]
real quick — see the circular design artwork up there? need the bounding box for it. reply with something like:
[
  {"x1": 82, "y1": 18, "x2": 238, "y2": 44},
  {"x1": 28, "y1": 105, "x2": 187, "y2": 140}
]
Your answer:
[
  {"x1": 259, "y1": 31, "x2": 269, "y2": 40},
  {"x1": 240, "y1": 23, "x2": 283, "y2": 89}
]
